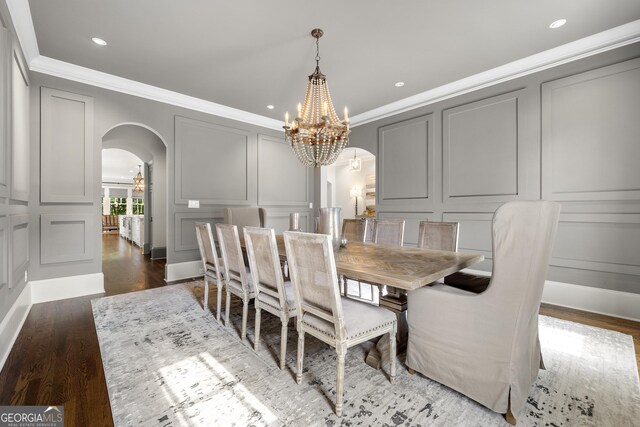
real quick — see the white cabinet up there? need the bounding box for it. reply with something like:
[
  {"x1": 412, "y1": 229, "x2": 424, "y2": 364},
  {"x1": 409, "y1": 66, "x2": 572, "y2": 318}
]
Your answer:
[
  {"x1": 119, "y1": 215, "x2": 144, "y2": 248},
  {"x1": 131, "y1": 216, "x2": 145, "y2": 248}
]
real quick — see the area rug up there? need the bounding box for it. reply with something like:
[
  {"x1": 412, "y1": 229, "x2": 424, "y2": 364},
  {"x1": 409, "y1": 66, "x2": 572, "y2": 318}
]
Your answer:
[{"x1": 91, "y1": 282, "x2": 640, "y2": 426}]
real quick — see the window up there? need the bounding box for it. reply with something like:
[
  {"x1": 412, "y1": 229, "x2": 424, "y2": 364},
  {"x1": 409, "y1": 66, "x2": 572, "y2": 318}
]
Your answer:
[
  {"x1": 110, "y1": 197, "x2": 127, "y2": 215},
  {"x1": 132, "y1": 197, "x2": 144, "y2": 215}
]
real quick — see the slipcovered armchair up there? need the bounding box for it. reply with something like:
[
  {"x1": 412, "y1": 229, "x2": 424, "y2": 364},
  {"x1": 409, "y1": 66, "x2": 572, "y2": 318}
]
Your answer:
[
  {"x1": 223, "y1": 207, "x2": 266, "y2": 228},
  {"x1": 406, "y1": 201, "x2": 561, "y2": 423}
]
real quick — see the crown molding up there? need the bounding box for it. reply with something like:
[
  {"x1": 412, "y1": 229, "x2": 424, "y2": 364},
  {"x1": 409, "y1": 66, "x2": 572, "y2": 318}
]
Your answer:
[
  {"x1": 29, "y1": 56, "x2": 284, "y2": 130},
  {"x1": 5, "y1": 0, "x2": 38, "y2": 63},
  {"x1": 6, "y1": 1, "x2": 640, "y2": 131},
  {"x1": 349, "y1": 19, "x2": 640, "y2": 127}
]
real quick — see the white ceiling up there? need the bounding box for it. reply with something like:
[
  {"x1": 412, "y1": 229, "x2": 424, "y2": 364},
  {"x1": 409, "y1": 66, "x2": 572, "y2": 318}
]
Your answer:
[
  {"x1": 19, "y1": 1, "x2": 640, "y2": 125},
  {"x1": 102, "y1": 149, "x2": 143, "y2": 184}
]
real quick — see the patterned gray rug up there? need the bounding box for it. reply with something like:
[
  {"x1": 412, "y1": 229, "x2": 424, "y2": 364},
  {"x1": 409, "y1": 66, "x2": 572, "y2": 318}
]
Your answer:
[{"x1": 91, "y1": 282, "x2": 640, "y2": 427}]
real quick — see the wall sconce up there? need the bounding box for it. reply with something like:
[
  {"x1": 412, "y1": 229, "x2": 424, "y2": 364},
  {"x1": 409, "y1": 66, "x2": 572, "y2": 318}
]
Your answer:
[{"x1": 350, "y1": 187, "x2": 363, "y2": 216}]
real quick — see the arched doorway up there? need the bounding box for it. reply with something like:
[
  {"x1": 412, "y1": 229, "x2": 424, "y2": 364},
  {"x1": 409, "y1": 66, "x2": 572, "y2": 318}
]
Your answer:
[
  {"x1": 325, "y1": 147, "x2": 376, "y2": 219},
  {"x1": 101, "y1": 123, "x2": 167, "y2": 294}
]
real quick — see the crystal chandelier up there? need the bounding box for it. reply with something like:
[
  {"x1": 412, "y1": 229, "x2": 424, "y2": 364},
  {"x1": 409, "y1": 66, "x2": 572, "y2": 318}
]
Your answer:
[
  {"x1": 284, "y1": 28, "x2": 350, "y2": 167},
  {"x1": 132, "y1": 165, "x2": 144, "y2": 194}
]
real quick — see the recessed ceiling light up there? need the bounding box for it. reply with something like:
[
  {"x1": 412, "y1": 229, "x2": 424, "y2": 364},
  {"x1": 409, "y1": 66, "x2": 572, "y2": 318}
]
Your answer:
[
  {"x1": 549, "y1": 19, "x2": 567, "y2": 29},
  {"x1": 129, "y1": 170, "x2": 133, "y2": 173},
  {"x1": 267, "y1": 105, "x2": 275, "y2": 110},
  {"x1": 92, "y1": 37, "x2": 107, "y2": 46},
  {"x1": 395, "y1": 81, "x2": 405, "y2": 87}
]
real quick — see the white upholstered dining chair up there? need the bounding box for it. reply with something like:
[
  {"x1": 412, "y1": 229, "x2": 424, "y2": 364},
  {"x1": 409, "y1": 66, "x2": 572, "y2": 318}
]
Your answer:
[
  {"x1": 216, "y1": 224, "x2": 255, "y2": 340},
  {"x1": 283, "y1": 231, "x2": 397, "y2": 417},
  {"x1": 372, "y1": 218, "x2": 405, "y2": 246},
  {"x1": 406, "y1": 201, "x2": 561, "y2": 424},
  {"x1": 194, "y1": 222, "x2": 225, "y2": 320},
  {"x1": 244, "y1": 226, "x2": 296, "y2": 370},
  {"x1": 417, "y1": 221, "x2": 459, "y2": 251},
  {"x1": 341, "y1": 218, "x2": 369, "y2": 243}
]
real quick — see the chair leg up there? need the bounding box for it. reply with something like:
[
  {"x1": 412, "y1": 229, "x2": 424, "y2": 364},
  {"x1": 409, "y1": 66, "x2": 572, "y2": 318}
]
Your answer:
[
  {"x1": 280, "y1": 318, "x2": 288, "y2": 370},
  {"x1": 254, "y1": 307, "x2": 261, "y2": 351},
  {"x1": 216, "y1": 282, "x2": 222, "y2": 322},
  {"x1": 242, "y1": 297, "x2": 249, "y2": 340},
  {"x1": 335, "y1": 344, "x2": 347, "y2": 417},
  {"x1": 296, "y1": 330, "x2": 305, "y2": 384},
  {"x1": 504, "y1": 407, "x2": 516, "y2": 425},
  {"x1": 389, "y1": 325, "x2": 397, "y2": 384},
  {"x1": 225, "y1": 290, "x2": 231, "y2": 326},
  {"x1": 203, "y1": 277, "x2": 209, "y2": 311}
]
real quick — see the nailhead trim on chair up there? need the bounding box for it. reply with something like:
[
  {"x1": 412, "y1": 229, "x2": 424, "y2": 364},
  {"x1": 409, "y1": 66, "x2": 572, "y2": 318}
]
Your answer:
[
  {"x1": 257, "y1": 299, "x2": 296, "y2": 315},
  {"x1": 302, "y1": 319, "x2": 395, "y2": 340}
]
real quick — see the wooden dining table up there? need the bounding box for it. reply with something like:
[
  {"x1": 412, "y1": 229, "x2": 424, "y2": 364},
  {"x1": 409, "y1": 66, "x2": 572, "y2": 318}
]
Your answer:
[{"x1": 242, "y1": 235, "x2": 484, "y2": 368}]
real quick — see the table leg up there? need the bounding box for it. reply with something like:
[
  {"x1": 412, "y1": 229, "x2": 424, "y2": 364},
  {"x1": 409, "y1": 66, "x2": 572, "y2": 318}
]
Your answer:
[{"x1": 365, "y1": 286, "x2": 408, "y2": 369}]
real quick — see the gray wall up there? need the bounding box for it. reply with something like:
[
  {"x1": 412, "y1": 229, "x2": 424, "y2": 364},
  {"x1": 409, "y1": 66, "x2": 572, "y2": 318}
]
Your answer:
[
  {"x1": 0, "y1": 3, "x2": 30, "y2": 324},
  {"x1": 28, "y1": 69, "x2": 313, "y2": 284},
  {"x1": 349, "y1": 42, "x2": 640, "y2": 295}
]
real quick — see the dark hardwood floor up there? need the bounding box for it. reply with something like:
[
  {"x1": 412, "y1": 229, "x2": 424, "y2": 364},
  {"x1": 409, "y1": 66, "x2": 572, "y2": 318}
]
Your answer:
[
  {"x1": 0, "y1": 233, "x2": 169, "y2": 426},
  {"x1": 0, "y1": 233, "x2": 638, "y2": 426}
]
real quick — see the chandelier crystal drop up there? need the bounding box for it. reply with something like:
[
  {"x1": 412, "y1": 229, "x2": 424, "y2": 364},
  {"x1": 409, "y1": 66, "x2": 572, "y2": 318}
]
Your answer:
[
  {"x1": 284, "y1": 28, "x2": 350, "y2": 167},
  {"x1": 132, "y1": 165, "x2": 144, "y2": 194}
]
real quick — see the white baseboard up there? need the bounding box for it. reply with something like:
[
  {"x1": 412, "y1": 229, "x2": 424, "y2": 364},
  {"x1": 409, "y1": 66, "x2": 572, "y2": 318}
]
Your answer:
[
  {"x1": 0, "y1": 284, "x2": 32, "y2": 372},
  {"x1": 165, "y1": 261, "x2": 203, "y2": 282},
  {"x1": 464, "y1": 269, "x2": 640, "y2": 322},
  {"x1": 541, "y1": 280, "x2": 640, "y2": 322},
  {"x1": 30, "y1": 272, "x2": 105, "y2": 304}
]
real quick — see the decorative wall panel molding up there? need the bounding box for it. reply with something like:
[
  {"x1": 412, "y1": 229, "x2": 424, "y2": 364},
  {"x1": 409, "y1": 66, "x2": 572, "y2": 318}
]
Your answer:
[
  {"x1": 40, "y1": 214, "x2": 93, "y2": 264},
  {"x1": 377, "y1": 212, "x2": 435, "y2": 246},
  {"x1": 175, "y1": 116, "x2": 255, "y2": 205},
  {"x1": 542, "y1": 57, "x2": 640, "y2": 201},
  {"x1": 9, "y1": 214, "x2": 28, "y2": 289},
  {"x1": 257, "y1": 135, "x2": 309, "y2": 206},
  {"x1": 0, "y1": 217, "x2": 7, "y2": 289},
  {"x1": 174, "y1": 212, "x2": 224, "y2": 252},
  {"x1": 442, "y1": 213, "x2": 493, "y2": 261},
  {"x1": 40, "y1": 87, "x2": 94, "y2": 203},
  {"x1": 552, "y1": 213, "x2": 640, "y2": 276},
  {"x1": 0, "y1": 21, "x2": 8, "y2": 198},
  {"x1": 378, "y1": 114, "x2": 433, "y2": 210},
  {"x1": 10, "y1": 47, "x2": 29, "y2": 202},
  {"x1": 443, "y1": 90, "x2": 524, "y2": 203}
]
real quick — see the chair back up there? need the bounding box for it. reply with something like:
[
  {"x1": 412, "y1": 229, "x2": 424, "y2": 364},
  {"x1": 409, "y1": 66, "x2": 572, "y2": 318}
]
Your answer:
[
  {"x1": 244, "y1": 227, "x2": 289, "y2": 310},
  {"x1": 373, "y1": 219, "x2": 405, "y2": 246},
  {"x1": 216, "y1": 224, "x2": 250, "y2": 292},
  {"x1": 283, "y1": 231, "x2": 345, "y2": 340},
  {"x1": 194, "y1": 222, "x2": 222, "y2": 275},
  {"x1": 341, "y1": 218, "x2": 368, "y2": 243},
  {"x1": 417, "y1": 221, "x2": 459, "y2": 251},
  {"x1": 224, "y1": 207, "x2": 266, "y2": 228},
  {"x1": 488, "y1": 202, "x2": 560, "y2": 303}
]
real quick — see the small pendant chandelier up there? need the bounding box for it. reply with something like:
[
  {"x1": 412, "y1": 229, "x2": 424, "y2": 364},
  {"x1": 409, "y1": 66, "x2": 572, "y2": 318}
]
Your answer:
[
  {"x1": 284, "y1": 28, "x2": 350, "y2": 167},
  {"x1": 132, "y1": 164, "x2": 144, "y2": 194}
]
